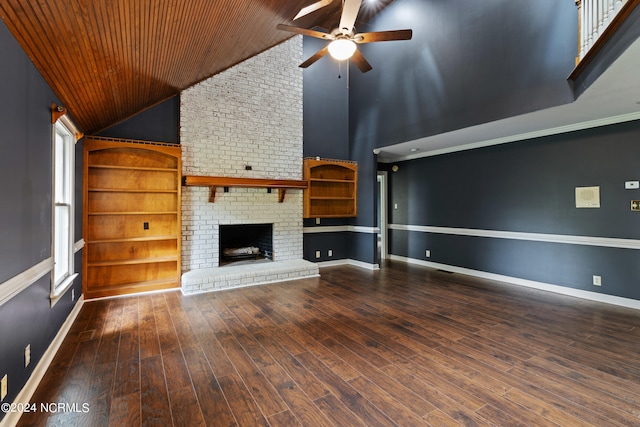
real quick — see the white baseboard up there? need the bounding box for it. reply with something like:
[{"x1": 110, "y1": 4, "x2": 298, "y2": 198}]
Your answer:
[
  {"x1": 317, "y1": 259, "x2": 380, "y2": 270},
  {"x1": 389, "y1": 255, "x2": 640, "y2": 310},
  {"x1": 1, "y1": 296, "x2": 85, "y2": 427}
]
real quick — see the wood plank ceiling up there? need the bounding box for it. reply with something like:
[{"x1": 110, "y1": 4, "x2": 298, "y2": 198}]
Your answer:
[{"x1": 0, "y1": 0, "x2": 393, "y2": 134}]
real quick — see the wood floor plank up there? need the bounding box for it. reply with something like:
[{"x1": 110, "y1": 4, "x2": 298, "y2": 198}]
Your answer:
[
  {"x1": 348, "y1": 375, "x2": 434, "y2": 425},
  {"x1": 139, "y1": 296, "x2": 161, "y2": 360},
  {"x1": 267, "y1": 411, "x2": 302, "y2": 427},
  {"x1": 215, "y1": 331, "x2": 287, "y2": 417},
  {"x1": 140, "y1": 355, "x2": 172, "y2": 426},
  {"x1": 168, "y1": 386, "x2": 206, "y2": 427},
  {"x1": 535, "y1": 353, "x2": 640, "y2": 399},
  {"x1": 314, "y1": 393, "x2": 370, "y2": 427},
  {"x1": 267, "y1": 410, "x2": 302, "y2": 426},
  {"x1": 307, "y1": 332, "x2": 438, "y2": 416},
  {"x1": 296, "y1": 351, "x2": 396, "y2": 426},
  {"x1": 181, "y1": 346, "x2": 238, "y2": 425},
  {"x1": 503, "y1": 387, "x2": 600, "y2": 427},
  {"x1": 81, "y1": 360, "x2": 117, "y2": 425},
  {"x1": 108, "y1": 392, "x2": 140, "y2": 427},
  {"x1": 410, "y1": 351, "x2": 511, "y2": 396},
  {"x1": 509, "y1": 362, "x2": 640, "y2": 425},
  {"x1": 524, "y1": 355, "x2": 640, "y2": 411},
  {"x1": 217, "y1": 373, "x2": 269, "y2": 426},
  {"x1": 260, "y1": 363, "x2": 333, "y2": 427},
  {"x1": 253, "y1": 331, "x2": 330, "y2": 401},
  {"x1": 112, "y1": 333, "x2": 140, "y2": 398},
  {"x1": 279, "y1": 323, "x2": 361, "y2": 381},
  {"x1": 423, "y1": 409, "x2": 463, "y2": 426},
  {"x1": 16, "y1": 262, "x2": 640, "y2": 427}
]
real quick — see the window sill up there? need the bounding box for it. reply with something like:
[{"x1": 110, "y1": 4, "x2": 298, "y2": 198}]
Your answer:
[{"x1": 50, "y1": 273, "x2": 78, "y2": 308}]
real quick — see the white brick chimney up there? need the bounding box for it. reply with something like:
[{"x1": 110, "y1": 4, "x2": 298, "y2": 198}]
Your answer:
[{"x1": 180, "y1": 37, "x2": 304, "y2": 274}]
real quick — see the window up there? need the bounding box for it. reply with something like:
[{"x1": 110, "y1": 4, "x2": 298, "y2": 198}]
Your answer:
[{"x1": 52, "y1": 117, "x2": 78, "y2": 298}]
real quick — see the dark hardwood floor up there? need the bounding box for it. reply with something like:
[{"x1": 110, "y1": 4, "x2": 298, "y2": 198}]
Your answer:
[{"x1": 16, "y1": 261, "x2": 640, "y2": 426}]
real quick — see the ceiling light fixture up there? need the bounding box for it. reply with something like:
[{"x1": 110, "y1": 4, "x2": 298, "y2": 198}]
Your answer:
[{"x1": 328, "y1": 39, "x2": 357, "y2": 60}]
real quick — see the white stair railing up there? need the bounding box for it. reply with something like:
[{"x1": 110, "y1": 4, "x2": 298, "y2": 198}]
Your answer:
[{"x1": 576, "y1": 0, "x2": 628, "y2": 61}]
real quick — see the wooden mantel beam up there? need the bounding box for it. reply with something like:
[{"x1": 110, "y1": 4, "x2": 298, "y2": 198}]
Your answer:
[{"x1": 183, "y1": 175, "x2": 308, "y2": 203}]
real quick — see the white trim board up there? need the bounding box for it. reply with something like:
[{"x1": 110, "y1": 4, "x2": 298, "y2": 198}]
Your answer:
[
  {"x1": 0, "y1": 239, "x2": 85, "y2": 308},
  {"x1": 317, "y1": 259, "x2": 380, "y2": 270},
  {"x1": 378, "y1": 111, "x2": 640, "y2": 162},
  {"x1": 0, "y1": 296, "x2": 84, "y2": 427},
  {"x1": 389, "y1": 224, "x2": 640, "y2": 250},
  {"x1": 389, "y1": 255, "x2": 640, "y2": 310},
  {"x1": 0, "y1": 258, "x2": 53, "y2": 308},
  {"x1": 303, "y1": 225, "x2": 379, "y2": 234}
]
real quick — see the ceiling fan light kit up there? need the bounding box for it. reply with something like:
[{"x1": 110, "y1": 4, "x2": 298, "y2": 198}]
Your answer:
[
  {"x1": 328, "y1": 39, "x2": 357, "y2": 60},
  {"x1": 278, "y1": 0, "x2": 412, "y2": 73}
]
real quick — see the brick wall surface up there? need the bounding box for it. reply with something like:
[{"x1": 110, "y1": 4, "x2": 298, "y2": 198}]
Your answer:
[{"x1": 180, "y1": 37, "x2": 303, "y2": 272}]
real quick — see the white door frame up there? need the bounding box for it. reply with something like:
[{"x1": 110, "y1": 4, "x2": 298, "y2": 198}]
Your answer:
[{"x1": 377, "y1": 171, "x2": 388, "y2": 262}]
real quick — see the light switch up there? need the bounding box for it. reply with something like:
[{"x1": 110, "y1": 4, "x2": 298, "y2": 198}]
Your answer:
[{"x1": 625, "y1": 181, "x2": 639, "y2": 189}]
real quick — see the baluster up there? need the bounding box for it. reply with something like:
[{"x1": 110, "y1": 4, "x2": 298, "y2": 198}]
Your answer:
[
  {"x1": 585, "y1": 0, "x2": 595, "y2": 53},
  {"x1": 576, "y1": 0, "x2": 584, "y2": 60},
  {"x1": 606, "y1": 0, "x2": 614, "y2": 26},
  {"x1": 598, "y1": 0, "x2": 605, "y2": 36},
  {"x1": 582, "y1": 0, "x2": 588, "y2": 58}
]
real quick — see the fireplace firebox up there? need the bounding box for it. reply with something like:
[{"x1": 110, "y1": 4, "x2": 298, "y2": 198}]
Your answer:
[{"x1": 219, "y1": 223, "x2": 273, "y2": 266}]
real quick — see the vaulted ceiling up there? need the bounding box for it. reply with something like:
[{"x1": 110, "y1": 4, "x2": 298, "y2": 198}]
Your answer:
[{"x1": 0, "y1": 0, "x2": 393, "y2": 134}]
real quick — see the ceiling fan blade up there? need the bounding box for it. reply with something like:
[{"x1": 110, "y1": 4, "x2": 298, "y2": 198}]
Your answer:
[
  {"x1": 339, "y1": 0, "x2": 362, "y2": 33},
  {"x1": 351, "y1": 49, "x2": 372, "y2": 73},
  {"x1": 277, "y1": 24, "x2": 333, "y2": 40},
  {"x1": 300, "y1": 46, "x2": 330, "y2": 68},
  {"x1": 355, "y1": 29, "x2": 413, "y2": 44},
  {"x1": 293, "y1": 0, "x2": 334, "y2": 20}
]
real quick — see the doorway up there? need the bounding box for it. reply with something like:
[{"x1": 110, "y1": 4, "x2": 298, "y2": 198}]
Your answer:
[{"x1": 377, "y1": 171, "x2": 388, "y2": 264}]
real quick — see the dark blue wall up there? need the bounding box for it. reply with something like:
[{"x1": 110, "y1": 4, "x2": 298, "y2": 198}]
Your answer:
[
  {"x1": 302, "y1": 36, "x2": 356, "y2": 262},
  {"x1": 303, "y1": 37, "x2": 351, "y2": 159},
  {"x1": 388, "y1": 120, "x2": 640, "y2": 300},
  {"x1": 303, "y1": 0, "x2": 579, "y2": 266},
  {"x1": 0, "y1": 20, "x2": 82, "y2": 418},
  {"x1": 349, "y1": 0, "x2": 577, "y2": 148},
  {"x1": 97, "y1": 95, "x2": 180, "y2": 143}
]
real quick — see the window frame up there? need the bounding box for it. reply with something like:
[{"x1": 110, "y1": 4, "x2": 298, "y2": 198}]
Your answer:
[{"x1": 51, "y1": 114, "x2": 79, "y2": 304}]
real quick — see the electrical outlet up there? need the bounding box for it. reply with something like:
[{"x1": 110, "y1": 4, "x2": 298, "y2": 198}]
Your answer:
[
  {"x1": 316, "y1": 218, "x2": 321, "y2": 225},
  {"x1": 593, "y1": 275, "x2": 602, "y2": 286},
  {"x1": 1, "y1": 374, "x2": 7, "y2": 401},
  {"x1": 425, "y1": 250, "x2": 431, "y2": 257},
  {"x1": 25, "y1": 344, "x2": 31, "y2": 367},
  {"x1": 72, "y1": 288, "x2": 75, "y2": 302},
  {"x1": 328, "y1": 250, "x2": 333, "y2": 257},
  {"x1": 315, "y1": 250, "x2": 320, "y2": 259}
]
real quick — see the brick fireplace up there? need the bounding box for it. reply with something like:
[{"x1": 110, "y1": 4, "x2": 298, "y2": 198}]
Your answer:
[{"x1": 179, "y1": 36, "x2": 318, "y2": 294}]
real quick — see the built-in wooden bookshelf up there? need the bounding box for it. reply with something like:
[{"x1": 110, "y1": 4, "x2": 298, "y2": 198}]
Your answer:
[
  {"x1": 303, "y1": 158, "x2": 357, "y2": 218},
  {"x1": 83, "y1": 137, "x2": 181, "y2": 299}
]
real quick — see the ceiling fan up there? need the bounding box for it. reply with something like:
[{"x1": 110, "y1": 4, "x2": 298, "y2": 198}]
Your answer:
[{"x1": 277, "y1": 0, "x2": 412, "y2": 73}]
